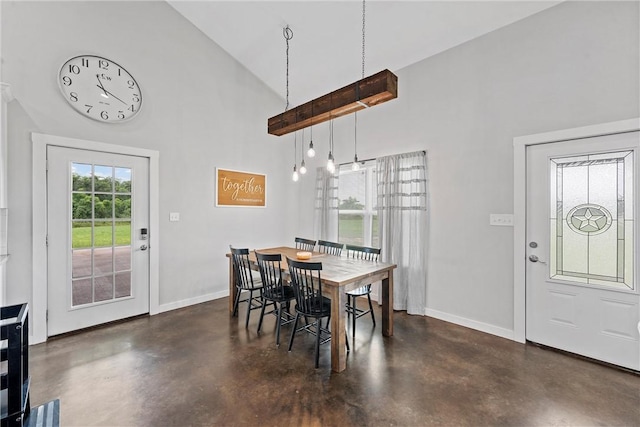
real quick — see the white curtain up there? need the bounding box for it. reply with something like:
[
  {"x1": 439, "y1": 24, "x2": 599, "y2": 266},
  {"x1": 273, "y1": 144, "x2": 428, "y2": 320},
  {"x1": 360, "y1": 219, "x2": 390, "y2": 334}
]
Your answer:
[
  {"x1": 377, "y1": 151, "x2": 428, "y2": 315},
  {"x1": 313, "y1": 167, "x2": 339, "y2": 241}
]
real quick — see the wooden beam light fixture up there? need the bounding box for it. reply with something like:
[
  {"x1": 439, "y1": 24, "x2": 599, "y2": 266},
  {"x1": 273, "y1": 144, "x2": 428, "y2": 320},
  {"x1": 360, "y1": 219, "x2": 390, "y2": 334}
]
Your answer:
[{"x1": 267, "y1": 69, "x2": 397, "y2": 137}]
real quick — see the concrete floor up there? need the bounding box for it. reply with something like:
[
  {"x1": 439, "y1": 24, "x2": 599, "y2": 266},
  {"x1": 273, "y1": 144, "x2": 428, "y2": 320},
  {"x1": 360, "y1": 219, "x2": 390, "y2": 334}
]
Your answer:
[{"x1": 29, "y1": 298, "x2": 639, "y2": 426}]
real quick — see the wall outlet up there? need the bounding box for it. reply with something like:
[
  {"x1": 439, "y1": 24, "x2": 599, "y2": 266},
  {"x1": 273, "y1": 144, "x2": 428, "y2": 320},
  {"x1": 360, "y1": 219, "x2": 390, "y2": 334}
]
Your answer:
[
  {"x1": 169, "y1": 212, "x2": 180, "y2": 222},
  {"x1": 490, "y1": 213, "x2": 514, "y2": 226}
]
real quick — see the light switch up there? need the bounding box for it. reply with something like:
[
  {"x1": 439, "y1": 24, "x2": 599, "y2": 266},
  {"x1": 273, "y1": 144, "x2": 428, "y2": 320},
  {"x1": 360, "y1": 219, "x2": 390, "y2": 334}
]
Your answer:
[
  {"x1": 169, "y1": 212, "x2": 180, "y2": 222},
  {"x1": 490, "y1": 213, "x2": 514, "y2": 226}
]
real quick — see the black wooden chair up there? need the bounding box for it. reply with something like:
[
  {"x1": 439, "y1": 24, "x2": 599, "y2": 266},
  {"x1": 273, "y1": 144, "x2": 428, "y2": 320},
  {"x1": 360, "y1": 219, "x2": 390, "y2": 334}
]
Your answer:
[
  {"x1": 317, "y1": 240, "x2": 343, "y2": 256},
  {"x1": 294, "y1": 237, "x2": 316, "y2": 252},
  {"x1": 345, "y1": 244, "x2": 380, "y2": 338},
  {"x1": 230, "y1": 246, "x2": 264, "y2": 328},
  {"x1": 287, "y1": 258, "x2": 349, "y2": 368},
  {"x1": 255, "y1": 251, "x2": 295, "y2": 346}
]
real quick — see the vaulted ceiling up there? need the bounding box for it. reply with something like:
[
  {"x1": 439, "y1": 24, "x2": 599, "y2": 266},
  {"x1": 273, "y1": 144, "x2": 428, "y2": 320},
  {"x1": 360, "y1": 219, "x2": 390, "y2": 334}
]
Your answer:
[{"x1": 168, "y1": 1, "x2": 561, "y2": 107}]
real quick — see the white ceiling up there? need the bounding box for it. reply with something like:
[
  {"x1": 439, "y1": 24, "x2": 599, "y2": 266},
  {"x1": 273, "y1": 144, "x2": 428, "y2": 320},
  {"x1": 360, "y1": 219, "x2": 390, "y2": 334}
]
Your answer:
[{"x1": 168, "y1": 1, "x2": 561, "y2": 107}]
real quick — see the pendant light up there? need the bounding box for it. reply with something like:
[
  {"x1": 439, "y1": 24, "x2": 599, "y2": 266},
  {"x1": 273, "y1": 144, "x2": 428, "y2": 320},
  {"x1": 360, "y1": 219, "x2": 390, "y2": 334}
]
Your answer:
[
  {"x1": 300, "y1": 128, "x2": 307, "y2": 174},
  {"x1": 292, "y1": 133, "x2": 299, "y2": 182},
  {"x1": 327, "y1": 119, "x2": 335, "y2": 173},
  {"x1": 307, "y1": 104, "x2": 316, "y2": 158}
]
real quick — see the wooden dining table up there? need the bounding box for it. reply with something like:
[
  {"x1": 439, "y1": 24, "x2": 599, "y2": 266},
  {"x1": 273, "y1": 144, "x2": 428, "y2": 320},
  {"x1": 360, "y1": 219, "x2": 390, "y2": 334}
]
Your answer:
[{"x1": 227, "y1": 246, "x2": 396, "y2": 372}]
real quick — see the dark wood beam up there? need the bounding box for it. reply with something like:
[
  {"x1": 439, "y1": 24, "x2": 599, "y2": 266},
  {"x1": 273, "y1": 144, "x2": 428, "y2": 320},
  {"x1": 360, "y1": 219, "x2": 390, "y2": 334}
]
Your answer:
[{"x1": 267, "y1": 69, "x2": 398, "y2": 136}]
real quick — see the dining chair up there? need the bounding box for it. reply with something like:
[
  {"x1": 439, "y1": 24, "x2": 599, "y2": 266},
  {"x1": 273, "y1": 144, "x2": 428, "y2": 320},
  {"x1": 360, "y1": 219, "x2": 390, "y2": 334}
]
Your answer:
[
  {"x1": 255, "y1": 251, "x2": 295, "y2": 346},
  {"x1": 287, "y1": 258, "x2": 349, "y2": 368},
  {"x1": 294, "y1": 237, "x2": 316, "y2": 252},
  {"x1": 345, "y1": 244, "x2": 381, "y2": 338},
  {"x1": 317, "y1": 240, "x2": 343, "y2": 256},
  {"x1": 229, "y1": 246, "x2": 264, "y2": 328}
]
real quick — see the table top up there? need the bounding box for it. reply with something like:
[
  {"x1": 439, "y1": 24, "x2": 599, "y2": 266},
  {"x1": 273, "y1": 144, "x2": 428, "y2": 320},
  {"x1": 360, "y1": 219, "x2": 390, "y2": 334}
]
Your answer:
[{"x1": 244, "y1": 246, "x2": 396, "y2": 288}]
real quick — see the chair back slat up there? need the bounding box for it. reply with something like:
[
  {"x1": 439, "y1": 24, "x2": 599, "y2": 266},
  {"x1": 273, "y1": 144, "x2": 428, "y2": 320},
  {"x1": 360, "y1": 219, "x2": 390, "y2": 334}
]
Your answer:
[
  {"x1": 256, "y1": 251, "x2": 287, "y2": 300},
  {"x1": 317, "y1": 240, "x2": 343, "y2": 256},
  {"x1": 294, "y1": 237, "x2": 316, "y2": 252},
  {"x1": 230, "y1": 246, "x2": 256, "y2": 290},
  {"x1": 345, "y1": 244, "x2": 381, "y2": 261},
  {"x1": 287, "y1": 258, "x2": 326, "y2": 316}
]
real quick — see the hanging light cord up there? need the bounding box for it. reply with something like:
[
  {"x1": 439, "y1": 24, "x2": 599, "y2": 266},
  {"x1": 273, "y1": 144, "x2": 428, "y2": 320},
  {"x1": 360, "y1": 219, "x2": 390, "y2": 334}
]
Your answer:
[
  {"x1": 361, "y1": 0, "x2": 366, "y2": 79},
  {"x1": 283, "y1": 25, "x2": 293, "y2": 111}
]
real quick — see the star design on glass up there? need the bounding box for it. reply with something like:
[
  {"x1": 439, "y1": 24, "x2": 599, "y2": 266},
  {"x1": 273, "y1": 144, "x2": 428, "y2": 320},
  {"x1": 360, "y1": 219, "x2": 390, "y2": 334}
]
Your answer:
[{"x1": 566, "y1": 204, "x2": 612, "y2": 236}]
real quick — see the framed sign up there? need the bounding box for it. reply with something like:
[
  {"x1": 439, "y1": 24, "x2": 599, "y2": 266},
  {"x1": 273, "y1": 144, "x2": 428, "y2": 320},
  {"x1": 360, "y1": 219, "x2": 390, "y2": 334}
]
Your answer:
[{"x1": 216, "y1": 168, "x2": 266, "y2": 208}]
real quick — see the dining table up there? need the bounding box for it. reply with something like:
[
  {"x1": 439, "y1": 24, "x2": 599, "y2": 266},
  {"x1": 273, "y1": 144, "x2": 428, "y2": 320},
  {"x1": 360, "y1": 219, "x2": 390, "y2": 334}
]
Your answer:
[{"x1": 227, "y1": 246, "x2": 396, "y2": 372}]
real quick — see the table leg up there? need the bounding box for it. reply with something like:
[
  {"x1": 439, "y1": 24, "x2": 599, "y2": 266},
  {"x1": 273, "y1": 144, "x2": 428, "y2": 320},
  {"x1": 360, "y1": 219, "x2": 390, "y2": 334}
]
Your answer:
[
  {"x1": 382, "y1": 272, "x2": 394, "y2": 336},
  {"x1": 228, "y1": 256, "x2": 237, "y2": 314},
  {"x1": 329, "y1": 286, "x2": 347, "y2": 372}
]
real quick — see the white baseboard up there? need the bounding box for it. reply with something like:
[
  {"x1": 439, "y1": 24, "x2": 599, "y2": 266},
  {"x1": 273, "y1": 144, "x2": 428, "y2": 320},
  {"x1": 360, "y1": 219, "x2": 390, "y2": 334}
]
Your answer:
[
  {"x1": 154, "y1": 290, "x2": 228, "y2": 315},
  {"x1": 424, "y1": 308, "x2": 515, "y2": 341}
]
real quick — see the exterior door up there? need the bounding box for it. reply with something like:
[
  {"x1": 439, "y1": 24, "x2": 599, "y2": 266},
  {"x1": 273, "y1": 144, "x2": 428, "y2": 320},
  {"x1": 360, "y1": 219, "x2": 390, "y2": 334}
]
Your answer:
[
  {"x1": 47, "y1": 146, "x2": 149, "y2": 336},
  {"x1": 526, "y1": 131, "x2": 640, "y2": 370}
]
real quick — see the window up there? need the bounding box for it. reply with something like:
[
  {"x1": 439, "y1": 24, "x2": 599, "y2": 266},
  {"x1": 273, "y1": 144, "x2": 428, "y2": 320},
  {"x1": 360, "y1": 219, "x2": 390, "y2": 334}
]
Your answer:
[{"x1": 338, "y1": 161, "x2": 378, "y2": 247}]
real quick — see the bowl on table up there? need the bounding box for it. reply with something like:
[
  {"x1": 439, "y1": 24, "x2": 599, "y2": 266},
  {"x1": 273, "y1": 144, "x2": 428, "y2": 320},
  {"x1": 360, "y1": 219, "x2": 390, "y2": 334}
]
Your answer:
[{"x1": 296, "y1": 251, "x2": 312, "y2": 260}]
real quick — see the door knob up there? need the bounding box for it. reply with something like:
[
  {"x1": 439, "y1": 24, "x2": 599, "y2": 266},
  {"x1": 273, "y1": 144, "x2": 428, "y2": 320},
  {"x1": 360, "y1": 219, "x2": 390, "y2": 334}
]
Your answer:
[
  {"x1": 140, "y1": 245, "x2": 148, "y2": 251},
  {"x1": 529, "y1": 254, "x2": 546, "y2": 264}
]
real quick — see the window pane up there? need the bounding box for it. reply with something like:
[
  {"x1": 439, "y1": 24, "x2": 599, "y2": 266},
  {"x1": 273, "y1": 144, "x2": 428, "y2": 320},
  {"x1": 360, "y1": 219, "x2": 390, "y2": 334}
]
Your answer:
[
  {"x1": 95, "y1": 275, "x2": 114, "y2": 302},
  {"x1": 72, "y1": 221, "x2": 92, "y2": 248},
  {"x1": 94, "y1": 194, "x2": 113, "y2": 219},
  {"x1": 550, "y1": 151, "x2": 634, "y2": 290},
  {"x1": 72, "y1": 193, "x2": 93, "y2": 220},
  {"x1": 94, "y1": 165, "x2": 113, "y2": 192},
  {"x1": 115, "y1": 221, "x2": 131, "y2": 245},
  {"x1": 72, "y1": 163, "x2": 92, "y2": 191},
  {"x1": 338, "y1": 170, "x2": 366, "y2": 210},
  {"x1": 114, "y1": 195, "x2": 131, "y2": 219},
  {"x1": 339, "y1": 213, "x2": 364, "y2": 246},
  {"x1": 94, "y1": 247, "x2": 113, "y2": 275},
  {"x1": 72, "y1": 248, "x2": 92, "y2": 278},
  {"x1": 72, "y1": 278, "x2": 93, "y2": 306},
  {"x1": 94, "y1": 221, "x2": 113, "y2": 247},
  {"x1": 115, "y1": 272, "x2": 131, "y2": 298},
  {"x1": 115, "y1": 245, "x2": 131, "y2": 272},
  {"x1": 115, "y1": 167, "x2": 131, "y2": 193}
]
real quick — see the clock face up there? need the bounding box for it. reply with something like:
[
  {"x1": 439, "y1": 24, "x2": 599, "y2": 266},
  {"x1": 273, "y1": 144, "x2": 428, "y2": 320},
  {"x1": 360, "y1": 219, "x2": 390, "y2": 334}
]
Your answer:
[{"x1": 58, "y1": 55, "x2": 142, "y2": 123}]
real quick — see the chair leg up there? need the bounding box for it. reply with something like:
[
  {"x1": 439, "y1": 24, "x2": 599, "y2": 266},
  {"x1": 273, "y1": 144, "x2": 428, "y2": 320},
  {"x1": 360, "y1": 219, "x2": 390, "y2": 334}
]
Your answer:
[
  {"x1": 257, "y1": 298, "x2": 267, "y2": 333},
  {"x1": 352, "y1": 295, "x2": 357, "y2": 338},
  {"x1": 367, "y1": 293, "x2": 376, "y2": 326},
  {"x1": 232, "y1": 287, "x2": 242, "y2": 317},
  {"x1": 314, "y1": 318, "x2": 321, "y2": 369},
  {"x1": 288, "y1": 313, "x2": 300, "y2": 351},
  {"x1": 346, "y1": 330, "x2": 350, "y2": 352},
  {"x1": 275, "y1": 303, "x2": 282, "y2": 347},
  {"x1": 245, "y1": 289, "x2": 255, "y2": 329}
]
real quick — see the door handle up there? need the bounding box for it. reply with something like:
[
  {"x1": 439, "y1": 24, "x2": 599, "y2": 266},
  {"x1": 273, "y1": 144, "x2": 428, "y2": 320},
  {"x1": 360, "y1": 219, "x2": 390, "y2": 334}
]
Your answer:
[
  {"x1": 140, "y1": 245, "x2": 148, "y2": 251},
  {"x1": 528, "y1": 254, "x2": 546, "y2": 264}
]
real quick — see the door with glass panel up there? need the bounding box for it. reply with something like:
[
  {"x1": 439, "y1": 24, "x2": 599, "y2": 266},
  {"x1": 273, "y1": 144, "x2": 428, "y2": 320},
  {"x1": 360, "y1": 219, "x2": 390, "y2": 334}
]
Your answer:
[
  {"x1": 526, "y1": 131, "x2": 639, "y2": 370},
  {"x1": 47, "y1": 146, "x2": 149, "y2": 336}
]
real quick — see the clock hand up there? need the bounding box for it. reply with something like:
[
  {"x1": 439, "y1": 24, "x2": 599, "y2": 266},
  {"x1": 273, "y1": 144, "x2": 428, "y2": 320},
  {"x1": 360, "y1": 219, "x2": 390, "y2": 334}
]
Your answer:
[
  {"x1": 95, "y1": 85, "x2": 128, "y2": 105},
  {"x1": 96, "y1": 75, "x2": 109, "y2": 98}
]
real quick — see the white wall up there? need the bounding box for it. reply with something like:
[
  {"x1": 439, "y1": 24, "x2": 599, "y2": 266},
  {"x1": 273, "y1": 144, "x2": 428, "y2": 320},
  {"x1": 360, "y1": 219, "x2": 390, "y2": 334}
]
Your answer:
[
  {"x1": 1, "y1": 1, "x2": 298, "y2": 321},
  {"x1": 298, "y1": 1, "x2": 639, "y2": 335}
]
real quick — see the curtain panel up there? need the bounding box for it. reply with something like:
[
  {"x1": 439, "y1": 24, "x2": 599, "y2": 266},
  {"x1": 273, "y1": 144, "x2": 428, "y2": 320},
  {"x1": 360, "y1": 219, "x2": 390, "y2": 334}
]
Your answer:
[
  {"x1": 313, "y1": 167, "x2": 339, "y2": 241},
  {"x1": 376, "y1": 151, "x2": 428, "y2": 314}
]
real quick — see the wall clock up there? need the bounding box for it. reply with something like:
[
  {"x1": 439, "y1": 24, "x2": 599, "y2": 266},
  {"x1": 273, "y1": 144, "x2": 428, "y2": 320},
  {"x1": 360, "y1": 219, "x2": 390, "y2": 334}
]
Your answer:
[{"x1": 58, "y1": 55, "x2": 142, "y2": 123}]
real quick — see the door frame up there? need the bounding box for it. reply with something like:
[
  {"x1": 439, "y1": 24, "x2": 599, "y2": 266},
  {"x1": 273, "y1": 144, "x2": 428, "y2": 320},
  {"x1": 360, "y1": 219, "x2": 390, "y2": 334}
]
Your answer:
[
  {"x1": 31, "y1": 132, "x2": 160, "y2": 344},
  {"x1": 513, "y1": 118, "x2": 640, "y2": 343}
]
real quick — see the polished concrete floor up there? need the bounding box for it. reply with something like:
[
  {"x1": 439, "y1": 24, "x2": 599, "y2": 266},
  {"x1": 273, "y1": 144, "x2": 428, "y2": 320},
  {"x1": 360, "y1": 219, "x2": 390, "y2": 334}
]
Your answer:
[{"x1": 29, "y1": 298, "x2": 639, "y2": 426}]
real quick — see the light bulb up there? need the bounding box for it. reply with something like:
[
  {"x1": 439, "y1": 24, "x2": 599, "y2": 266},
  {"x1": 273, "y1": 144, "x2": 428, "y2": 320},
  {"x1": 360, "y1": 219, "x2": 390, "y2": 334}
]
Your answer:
[
  {"x1": 307, "y1": 141, "x2": 316, "y2": 158},
  {"x1": 351, "y1": 156, "x2": 360, "y2": 171},
  {"x1": 292, "y1": 165, "x2": 299, "y2": 182},
  {"x1": 327, "y1": 152, "x2": 335, "y2": 173},
  {"x1": 300, "y1": 159, "x2": 307, "y2": 175}
]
